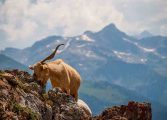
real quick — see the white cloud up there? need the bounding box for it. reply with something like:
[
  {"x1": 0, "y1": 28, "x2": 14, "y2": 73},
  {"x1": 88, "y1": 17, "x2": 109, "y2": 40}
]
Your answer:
[
  {"x1": 0, "y1": 0, "x2": 167, "y2": 49},
  {"x1": 0, "y1": 0, "x2": 125, "y2": 48},
  {"x1": 110, "y1": 0, "x2": 167, "y2": 34}
]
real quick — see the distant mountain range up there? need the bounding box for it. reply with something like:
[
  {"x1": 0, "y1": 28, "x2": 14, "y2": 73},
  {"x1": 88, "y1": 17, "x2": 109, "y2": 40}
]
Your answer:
[
  {"x1": 0, "y1": 54, "x2": 28, "y2": 71},
  {"x1": 135, "y1": 31, "x2": 153, "y2": 39},
  {"x1": 1, "y1": 23, "x2": 167, "y2": 120},
  {"x1": 79, "y1": 80, "x2": 167, "y2": 120}
]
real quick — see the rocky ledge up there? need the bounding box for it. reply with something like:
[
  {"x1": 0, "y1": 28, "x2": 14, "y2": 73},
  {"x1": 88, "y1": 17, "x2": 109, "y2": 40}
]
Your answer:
[{"x1": 0, "y1": 70, "x2": 151, "y2": 120}]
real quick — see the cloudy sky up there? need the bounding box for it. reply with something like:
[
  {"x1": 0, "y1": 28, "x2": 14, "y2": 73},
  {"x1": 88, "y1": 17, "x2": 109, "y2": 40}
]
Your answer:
[{"x1": 0, "y1": 0, "x2": 167, "y2": 49}]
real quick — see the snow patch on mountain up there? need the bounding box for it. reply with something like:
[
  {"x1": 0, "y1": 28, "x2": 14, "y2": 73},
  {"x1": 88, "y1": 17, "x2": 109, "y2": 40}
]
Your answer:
[
  {"x1": 123, "y1": 38, "x2": 155, "y2": 53},
  {"x1": 113, "y1": 50, "x2": 147, "y2": 64},
  {"x1": 51, "y1": 39, "x2": 71, "y2": 54},
  {"x1": 77, "y1": 44, "x2": 86, "y2": 48},
  {"x1": 69, "y1": 48, "x2": 105, "y2": 61},
  {"x1": 58, "y1": 39, "x2": 72, "y2": 53},
  {"x1": 137, "y1": 45, "x2": 155, "y2": 52},
  {"x1": 78, "y1": 63, "x2": 83, "y2": 66},
  {"x1": 154, "y1": 52, "x2": 167, "y2": 59},
  {"x1": 86, "y1": 50, "x2": 97, "y2": 58},
  {"x1": 80, "y1": 34, "x2": 95, "y2": 42},
  {"x1": 75, "y1": 37, "x2": 80, "y2": 40},
  {"x1": 123, "y1": 38, "x2": 138, "y2": 45},
  {"x1": 55, "y1": 39, "x2": 61, "y2": 43},
  {"x1": 46, "y1": 44, "x2": 50, "y2": 48},
  {"x1": 113, "y1": 51, "x2": 131, "y2": 56}
]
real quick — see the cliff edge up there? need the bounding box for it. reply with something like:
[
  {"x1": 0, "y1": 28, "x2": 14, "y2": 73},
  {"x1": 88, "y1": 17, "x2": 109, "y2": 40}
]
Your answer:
[{"x1": 0, "y1": 70, "x2": 151, "y2": 120}]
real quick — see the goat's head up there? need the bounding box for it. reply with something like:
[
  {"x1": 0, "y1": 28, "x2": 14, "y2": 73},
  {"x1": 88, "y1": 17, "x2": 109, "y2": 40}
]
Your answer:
[{"x1": 29, "y1": 44, "x2": 64, "y2": 86}]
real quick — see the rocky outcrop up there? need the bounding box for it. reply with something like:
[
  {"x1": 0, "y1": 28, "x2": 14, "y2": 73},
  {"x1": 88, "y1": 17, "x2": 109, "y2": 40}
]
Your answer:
[
  {"x1": 0, "y1": 69, "x2": 152, "y2": 120},
  {"x1": 93, "y1": 101, "x2": 151, "y2": 120},
  {"x1": 0, "y1": 70, "x2": 89, "y2": 120}
]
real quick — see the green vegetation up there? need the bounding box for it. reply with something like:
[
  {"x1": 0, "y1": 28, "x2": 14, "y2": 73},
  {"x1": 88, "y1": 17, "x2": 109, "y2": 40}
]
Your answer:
[
  {"x1": 42, "y1": 93, "x2": 49, "y2": 100},
  {"x1": 79, "y1": 80, "x2": 145, "y2": 103},
  {"x1": 17, "y1": 81, "x2": 30, "y2": 92},
  {"x1": 79, "y1": 80, "x2": 147, "y2": 115},
  {"x1": 12, "y1": 103, "x2": 23, "y2": 113},
  {"x1": 13, "y1": 103, "x2": 39, "y2": 120},
  {"x1": 31, "y1": 83, "x2": 39, "y2": 91}
]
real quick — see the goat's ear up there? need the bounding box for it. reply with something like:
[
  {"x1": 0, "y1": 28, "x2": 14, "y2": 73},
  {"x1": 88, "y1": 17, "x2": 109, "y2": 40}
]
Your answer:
[{"x1": 29, "y1": 65, "x2": 34, "y2": 70}]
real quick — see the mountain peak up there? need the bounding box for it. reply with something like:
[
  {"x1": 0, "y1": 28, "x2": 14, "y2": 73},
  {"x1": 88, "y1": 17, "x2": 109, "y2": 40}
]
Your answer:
[
  {"x1": 97, "y1": 23, "x2": 126, "y2": 37},
  {"x1": 138, "y1": 31, "x2": 153, "y2": 39},
  {"x1": 140, "y1": 30, "x2": 152, "y2": 36},
  {"x1": 102, "y1": 23, "x2": 117, "y2": 31}
]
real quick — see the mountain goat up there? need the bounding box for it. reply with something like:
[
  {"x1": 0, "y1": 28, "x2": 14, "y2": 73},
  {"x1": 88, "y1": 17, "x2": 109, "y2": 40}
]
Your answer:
[{"x1": 29, "y1": 44, "x2": 81, "y2": 101}]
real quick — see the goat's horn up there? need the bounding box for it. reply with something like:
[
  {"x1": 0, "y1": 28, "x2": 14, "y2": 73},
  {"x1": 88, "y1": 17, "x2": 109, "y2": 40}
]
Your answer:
[{"x1": 41, "y1": 44, "x2": 64, "y2": 63}]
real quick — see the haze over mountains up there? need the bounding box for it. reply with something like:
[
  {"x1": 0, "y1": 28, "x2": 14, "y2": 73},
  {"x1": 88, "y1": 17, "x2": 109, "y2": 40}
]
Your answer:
[
  {"x1": 0, "y1": 23, "x2": 167, "y2": 120},
  {"x1": 135, "y1": 31, "x2": 153, "y2": 39},
  {"x1": 0, "y1": 54, "x2": 28, "y2": 71}
]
